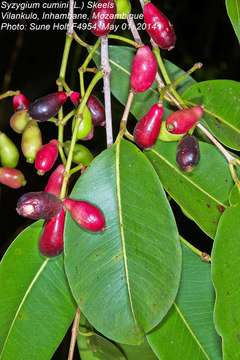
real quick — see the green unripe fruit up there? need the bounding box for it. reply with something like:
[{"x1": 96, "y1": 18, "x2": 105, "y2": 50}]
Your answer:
[
  {"x1": 72, "y1": 106, "x2": 93, "y2": 140},
  {"x1": 64, "y1": 141, "x2": 94, "y2": 166},
  {"x1": 0, "y1": 132, "x2": 19, "y2": 168},
  {"x1": 21, "y1": 120, "x2": 42, "y2": 163},
  {"x1": 158, "y1": 121, "x2": 184, "y2": 142},
  {"x1": 115, "y1": 0, "x2": 131, "y2": 19},
  {"x1": 10, "y1": 109, "x2": 30, "y2": 134}
]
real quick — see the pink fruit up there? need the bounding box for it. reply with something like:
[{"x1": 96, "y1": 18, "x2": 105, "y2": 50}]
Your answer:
[
  {"x1": 0, "y1": 167, "x2": 26, "y2": 189},
  {"x1": 28, "y1": 92, "x2": 68, "y2": 122},
  {"x1": 39, "y1": 209, "x2": 65, "y2": 257},
  {"x1": 134, "y1": 103, "x2": 164, "y2": 149},
  {"x1": 144, "y1": 2, "x2": 176, "y2": 50},
  {"x1": 130, "y1": 45, "x2": 158, "y2": 93},
  {"x1": 89, "y1": 0, "x2": 116, "y2": 37},
  {"x1": 166, "y1": 106, "x2": 204, "y2": 134},
  {"x1": 35, "y1": 140, "x2": 59, "y2": 175},
  {"x1": 13, "y1": 93, "x2": 30, "y2": 111},
  {"x1": 16, "y1": 191, "x2": 63, "y2": 220},
  {"x1": 64, "y1": 198, "x2": 105, "y2": 232},
  {"x1": 44, "y1": 164, "x2": 65, "y2": 196}
]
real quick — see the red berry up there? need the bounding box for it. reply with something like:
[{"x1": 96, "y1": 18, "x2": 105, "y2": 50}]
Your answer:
[
  {"x1": 13, "y1": 93, "x2": 30, "y2": 111},
  {"x1": 130, "y1": 45, "x2": 158, "y2": 93},
  {"x1": 39, "y1": 209, "x2": 65, "y2": 257},
  {"x1": 35, "y1": 140, "x2": 59, "y2": 175},
  {"x1": 89, "y1": 0, "x2": 116, "y2": 37},
  {"x1": 134, "y1": 103, "x2": 164, "y2": 149},
  {"x1": 16, "y1": 191, "x2": 63, "y2": 220},
  {"x1": 44, "y1": 164, "x2": 65, "y2": 196},
  {"x1": 70, "y1": 91, "x2": 80, "y2": 106},
  {"x1": 144, "y1": 2, "x2": 176, "y2": 51},
  {"x1": 176, "y1": 135, "x2": 200, "y2": 172},
  {"x1": 28, "y1": 92, "x2": 68, "y2": 122},
  {"x1": 166, "y1": 106, "x2": 204, "y2": 134},
  {"x1": 0, "y1": 167, "x2": 26, "y2": 189},
  {"x1": 70, "y1": 92, "x2": 105, "y2": 127},
  {"x1": 64, "y1": 198, "x2": 105, "y2": 232}
]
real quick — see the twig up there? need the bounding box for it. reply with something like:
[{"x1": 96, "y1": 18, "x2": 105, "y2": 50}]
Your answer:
[
  {"x1": 67, "y1": 0, "x2": 74, "y2": 36},
  {"x1": 127, "y1": 15, "x2": 143, "y2": 45},
  {"x1": 67, "y1": 308, "x2": 81, "y2": 360},
  {"x1": 197, "y1": 123, "x2": 236, "y2": 162},
  {"x1": 101, "y1": 36, "x2": 113, "y2": 147}
]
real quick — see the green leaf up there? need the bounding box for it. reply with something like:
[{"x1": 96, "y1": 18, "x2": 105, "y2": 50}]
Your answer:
[
  {"x1": 148, "y1": 239, "x2": 222, "y2": 360},
  {"x1": 0, "y1": 221, "x2": 76, "y2": 360},
  {"x1": 64, "y1": 139, "x2": 181, "y2": 345},
  {"x1": 183, "y1": 80, "x2": 240, "y2": 150},
  {"x1": 121, "y1": 340, "x2": 158, "y2": 360},
  {"x1": 78, "y1": 332, "x2": 126, "y2": 360},
  {"x1": 212, "y1": 206, "x2": 240, "y2": 360},
  {"x1": 145, "y1": 140, "x2": 233, "y2": 238},
  {"x1": 225, "y1": 0, "x2": 240, "y2": 43},
  {"x1": 94, "y1": 46, "x2": 195, "y2": 119},
  {"x1": 229, "y1": 184, "x2": 240, "y2": 206}
]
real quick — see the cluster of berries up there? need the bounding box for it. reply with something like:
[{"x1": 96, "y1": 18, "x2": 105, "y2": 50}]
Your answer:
[{"x1": 89, "y1": 0, "x2": 203, "y2": 172}]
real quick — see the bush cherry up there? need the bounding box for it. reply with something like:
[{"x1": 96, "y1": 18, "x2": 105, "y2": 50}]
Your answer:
[
  {"x1": 16, "y1": 191, "x2": 63, "y2": 220},
  {"x1": 0, "y1": 167, "x2": 26, "y2": 189},
  {"x1": 176, "y1": 135, "x2": 200, "y2": 172},
  {"x1": 28, "y1": 92, "x2": 68, "y2": 122},
  {"x1": 0, "y1": 132, "x2": 19, "y2": 168},
  {"x1": 89, "y1": 0, "x2": 116, "y2": 37},
  {"x1": 44, "y1": 164, "x2": 65, "y2": 197},
  {"x1": 64, "y1": 198, "x2": 106, "y2": 232},
  {"x1": 144, "y1": 2, "x2": 176, "y2": 50},
  {"x1": 166, "y1": 106, "x2": 204, "y2": 134},
  {"x1": 134, "y1": 103, "x2": 164, "y2": 149},
  {"x1": 13, "y1": 93, "x2": 30, "y2": 112},
  {"x1": 21, "y1": 120, "x2": 42, "y2": 163},
  {"x1": 10, "y1": 110, "x2": 30, "y2": 134},
  {"x1": 130, "y1": 45, "x2": 158, "y2": 93},
  {"x1": 35, "y1": 140, "x2": 59, "y2": 175},
  {"x1": 39, "y1": 208, "x2": 65, "y2": 257}
]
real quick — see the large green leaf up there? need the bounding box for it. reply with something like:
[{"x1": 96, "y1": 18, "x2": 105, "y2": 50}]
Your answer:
[
  {"x1": 64, "y1": 139, "x2": 181, "y2": 345},
  {"x1": 0, "y1": 221, "x2": 76, "y2": 360},
  {"x1": 78, "y1": 332, "x2": 126, "y2": 360},
  {"x1": 183, "y1": 80, "x2": 240, "y2": 150},
  {"x1": 212, "y1": 206, "x2": 240, "y2": 360},
  {"x1": 145, "y1": 140, "x2": 233, "y2": 238},
  {"x1": 148, "y1": 240, "x2": 222, "y2": 360},
  {"x1": 225, "y1": 0, "x2": 240, "y2": 43},
  {"x1": 94, "y1": 45, "x2": 195, "y2": 119}
]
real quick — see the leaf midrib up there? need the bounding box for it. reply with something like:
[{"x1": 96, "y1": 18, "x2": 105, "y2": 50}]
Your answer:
[
  {"x1": 115, "y1": 141, "x2": 138, "y2": 327},
  {"x1": 173, "y1": 303, "x2": 211, "y2": 360},
  {"x1": 0, "y1": 259, "x2": 49, "y2": 358},
  {"x1": 150, "y1": 148, "x2": 226, "y2": 208}
]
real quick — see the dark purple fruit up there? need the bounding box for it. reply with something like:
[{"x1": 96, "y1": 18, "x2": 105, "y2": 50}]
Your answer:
[
  {"x1": 176, "y1": 135, "x2": 200, "y2": 172},
  {"x1": 16, "y1": 191, "x2": 63, "y2": 220},
  {"x1": 28, "y1": 92, "x2": 68, "y2": 122}
]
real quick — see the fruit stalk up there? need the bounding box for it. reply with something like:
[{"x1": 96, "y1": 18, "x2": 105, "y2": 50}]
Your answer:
[
  {"x1": 60, "y1": 71, "x2": 103, "y2": 200},
  {"x1": 57, "y1": 34, "x2": 74, "y2": 165}
]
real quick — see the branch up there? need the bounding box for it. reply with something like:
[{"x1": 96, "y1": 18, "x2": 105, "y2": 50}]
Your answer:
[
  {"x1": 67, "y1": 0, "x2": 74, "y2": 36},
  {"x1": 67, "y1": 308, "x2": 81, "y2": 360},
  {"x1": 101, "y1": 36, "x2": 113, "y2": 147}
]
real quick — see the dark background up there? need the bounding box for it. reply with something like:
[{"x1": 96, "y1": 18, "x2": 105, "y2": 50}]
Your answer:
[{"x1": 0, "y1": 0, "x2": 239, "y2": 358}]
